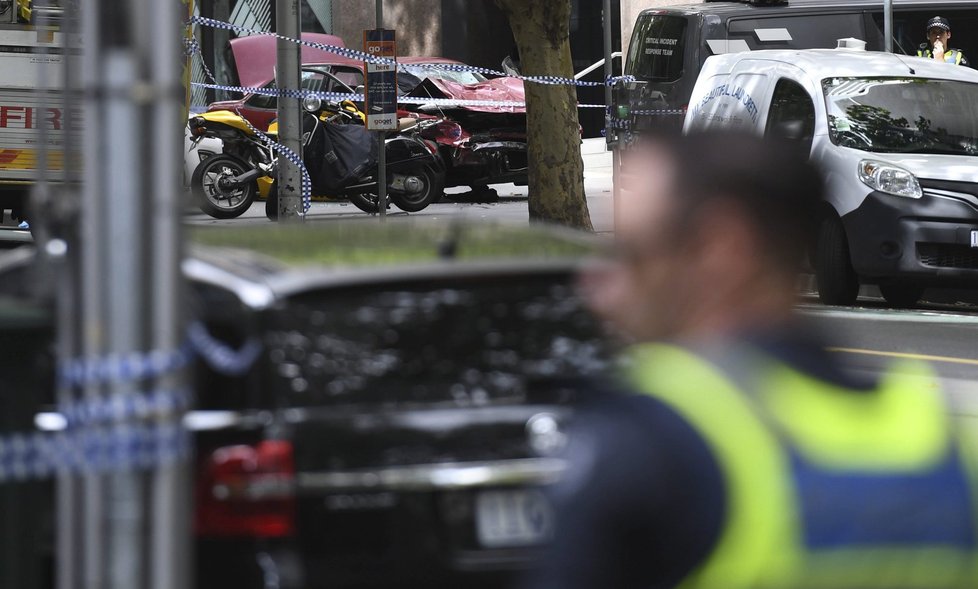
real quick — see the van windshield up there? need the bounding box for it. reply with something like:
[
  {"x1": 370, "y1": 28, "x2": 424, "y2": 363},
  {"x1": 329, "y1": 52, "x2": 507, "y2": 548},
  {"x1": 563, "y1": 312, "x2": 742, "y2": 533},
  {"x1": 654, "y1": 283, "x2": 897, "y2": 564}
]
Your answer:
[
  {"x1": 823, "y1": 77, "x2": 978, "y2": 155},
  {"x1": 625, "y1": 14, "x2": 687, "y2": 82}
]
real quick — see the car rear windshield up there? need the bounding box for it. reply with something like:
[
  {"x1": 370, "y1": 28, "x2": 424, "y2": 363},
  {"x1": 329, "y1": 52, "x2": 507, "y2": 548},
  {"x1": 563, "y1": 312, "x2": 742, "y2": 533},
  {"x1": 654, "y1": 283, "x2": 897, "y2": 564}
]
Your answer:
[
  {"x1": 264, "y1": 274, "x2": 617, "y2": 408},
  {"x1": 626, "y1": 14, "x2": 687, "y2": 82},
  {"x1": 823, "y1": 77, "x2": 978, "y2": 155}
]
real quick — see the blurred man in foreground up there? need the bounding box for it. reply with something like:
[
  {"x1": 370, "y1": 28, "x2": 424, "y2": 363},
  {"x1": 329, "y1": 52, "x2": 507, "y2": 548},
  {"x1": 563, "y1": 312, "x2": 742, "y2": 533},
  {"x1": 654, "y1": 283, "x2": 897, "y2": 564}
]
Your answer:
[{"x1": 528, "y1": 132, "x2": 978, "y2": 589}]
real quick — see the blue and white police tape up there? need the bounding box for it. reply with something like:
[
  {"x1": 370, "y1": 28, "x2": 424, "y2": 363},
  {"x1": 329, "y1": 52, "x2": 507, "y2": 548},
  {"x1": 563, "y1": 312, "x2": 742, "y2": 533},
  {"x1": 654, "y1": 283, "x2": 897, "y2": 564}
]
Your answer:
[
  {"x1": 0, "y1": 422, "x2": 190, "y2": 483},
  {"x1": 186, "y1": 321, "x2": 265, "y2": 377},
  {"x1": 188, "y1": 16, "x2": 635, "y2": 88},
  {"x1": 58, "y1": 347, "x2": 192, "y2": 390},
  {"x1": 58, "y1": 389, "x2": 193, "y2": 429},
  {"x1": 192, "y1": 81, "x2": 608, "y2": 111},
  {"x1": 58, "y1": 322, "x2": 264, "y2": 389}
]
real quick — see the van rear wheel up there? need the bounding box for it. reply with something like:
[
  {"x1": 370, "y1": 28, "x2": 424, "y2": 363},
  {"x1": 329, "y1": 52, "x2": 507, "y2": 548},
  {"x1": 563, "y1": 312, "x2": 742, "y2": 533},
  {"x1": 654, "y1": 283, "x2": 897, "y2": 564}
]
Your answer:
[
  {"x1": 815, "y1": 216, "x2": 859, "y2": 306},
  {"x1": 879, "y1": 283, "x2": 925, "y2": 308}
]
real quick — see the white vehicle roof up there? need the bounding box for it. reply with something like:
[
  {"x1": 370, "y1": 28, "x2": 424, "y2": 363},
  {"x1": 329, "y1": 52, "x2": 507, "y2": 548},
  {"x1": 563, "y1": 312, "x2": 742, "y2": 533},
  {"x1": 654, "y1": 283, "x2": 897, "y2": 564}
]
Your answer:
[{"x1": 702, "y1": 48, "x2": 978, "y2": 83}]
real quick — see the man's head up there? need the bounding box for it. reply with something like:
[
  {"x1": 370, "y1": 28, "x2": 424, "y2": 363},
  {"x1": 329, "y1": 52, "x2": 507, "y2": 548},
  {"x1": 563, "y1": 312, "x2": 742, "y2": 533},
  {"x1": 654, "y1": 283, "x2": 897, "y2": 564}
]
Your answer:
[
  {"x1": 582, "y1": 132, "x2": 823, "y2": 343},
  {"x1": 926, "y1": 16, "x2": 952, "y2": 48}
]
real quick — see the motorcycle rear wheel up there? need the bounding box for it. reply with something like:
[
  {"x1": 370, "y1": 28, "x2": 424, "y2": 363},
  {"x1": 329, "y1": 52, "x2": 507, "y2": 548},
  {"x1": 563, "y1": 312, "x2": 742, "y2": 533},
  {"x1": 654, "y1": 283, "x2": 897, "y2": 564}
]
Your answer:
[
  {"x1": 192, "y1": 155, "x2": 257, "y2": 219},
  {"x1": 348, "y1": 193, "x2": 380, "y2": 214},
  {"x1": 390, "y1": 165, "x2": 444, "y2": 213}
]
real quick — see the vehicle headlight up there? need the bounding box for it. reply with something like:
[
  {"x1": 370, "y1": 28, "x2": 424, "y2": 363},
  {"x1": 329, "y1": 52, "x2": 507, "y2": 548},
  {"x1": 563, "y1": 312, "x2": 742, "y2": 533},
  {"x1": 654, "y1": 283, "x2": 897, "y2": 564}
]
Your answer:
[{"x1": 857, "y1": 160, "x2": 922, "y2": 199}]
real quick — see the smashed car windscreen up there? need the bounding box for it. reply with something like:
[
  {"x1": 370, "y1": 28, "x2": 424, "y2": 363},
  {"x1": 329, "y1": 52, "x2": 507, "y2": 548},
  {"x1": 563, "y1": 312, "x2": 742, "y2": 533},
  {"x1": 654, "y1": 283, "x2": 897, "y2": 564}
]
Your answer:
[{"x1": 265, "y1": 275, "x2": 616, "y2": 407}]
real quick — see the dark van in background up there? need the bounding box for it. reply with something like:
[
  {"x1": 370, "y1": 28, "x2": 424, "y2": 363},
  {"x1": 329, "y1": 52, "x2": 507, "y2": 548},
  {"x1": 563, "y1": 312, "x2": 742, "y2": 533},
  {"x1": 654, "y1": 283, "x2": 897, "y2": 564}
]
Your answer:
[{"x1": 616, "y1": 0, "x2": 978, "y2": 135}]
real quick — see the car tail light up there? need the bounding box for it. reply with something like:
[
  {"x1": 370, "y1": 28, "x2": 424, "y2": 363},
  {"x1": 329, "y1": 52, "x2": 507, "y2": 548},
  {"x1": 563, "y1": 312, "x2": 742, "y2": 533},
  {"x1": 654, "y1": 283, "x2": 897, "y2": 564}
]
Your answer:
[{"x1": 195, "y1": 440, "x2": 296, "y2": 538}]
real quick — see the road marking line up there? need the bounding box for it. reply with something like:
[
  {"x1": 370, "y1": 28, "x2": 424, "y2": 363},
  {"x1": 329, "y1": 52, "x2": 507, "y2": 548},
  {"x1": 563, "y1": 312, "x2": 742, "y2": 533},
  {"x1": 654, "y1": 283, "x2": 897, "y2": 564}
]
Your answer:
[
  {"x1": 799, "y1": 304, "x2": 978, "y2": 324},
  {"x1": 827, "y1": 347, "x2": 978, "y2": 367}
]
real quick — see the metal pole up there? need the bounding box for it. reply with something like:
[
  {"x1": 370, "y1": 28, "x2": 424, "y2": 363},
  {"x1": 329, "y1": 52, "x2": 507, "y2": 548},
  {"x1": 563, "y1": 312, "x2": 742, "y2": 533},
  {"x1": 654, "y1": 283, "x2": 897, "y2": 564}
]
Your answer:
[
  {"x1": 884, "y1": 0, "x2": 893, "y2": 53},
  {"x1": 56, "y1": 1, "x2": 82, "y2": 586},
  {"x1": 72, "y1": 0, "x2": 189, "y2": 587},
  {"x1": 603, "y1": 0, "x2": 620, "y2": 234},
  {"x1": 77, "y1": 0, "x2": 107, "y2": 585},
  {"x1": 146, "y1": 0, "x2": 190, "y2": 587},
  {"x1": 276, "y1": 0, "x2": 303, "y2": 220},
  {"x1": 376, "y1": 0, "x2": 387, "y2": 219}
]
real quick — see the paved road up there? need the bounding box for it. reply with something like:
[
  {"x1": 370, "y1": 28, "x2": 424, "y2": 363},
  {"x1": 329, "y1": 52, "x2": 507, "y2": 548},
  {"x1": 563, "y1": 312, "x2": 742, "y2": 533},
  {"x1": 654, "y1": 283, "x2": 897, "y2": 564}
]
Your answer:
[{"x1": 183, "y1": 138, "x2": 616, "y2": 232}]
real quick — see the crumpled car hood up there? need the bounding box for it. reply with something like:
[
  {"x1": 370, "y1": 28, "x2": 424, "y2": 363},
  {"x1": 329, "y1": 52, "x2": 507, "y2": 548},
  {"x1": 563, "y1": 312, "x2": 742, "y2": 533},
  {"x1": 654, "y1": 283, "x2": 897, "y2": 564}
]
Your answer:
[{"x1": 407, "y1": 77, "x2": 526, "y2": 114}]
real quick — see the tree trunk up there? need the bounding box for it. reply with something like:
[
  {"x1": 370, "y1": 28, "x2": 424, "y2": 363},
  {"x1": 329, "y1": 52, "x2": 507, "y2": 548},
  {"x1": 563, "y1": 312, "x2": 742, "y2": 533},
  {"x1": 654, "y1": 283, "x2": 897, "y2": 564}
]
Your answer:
[{"x1": 495, "y1": 0, "x2": 592, "y2": 230}]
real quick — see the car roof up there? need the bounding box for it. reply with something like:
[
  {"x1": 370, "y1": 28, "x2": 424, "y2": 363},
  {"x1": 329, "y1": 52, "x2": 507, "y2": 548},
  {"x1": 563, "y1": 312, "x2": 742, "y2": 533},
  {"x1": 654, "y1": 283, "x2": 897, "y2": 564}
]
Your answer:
[
  {"x1": 640, "y1": 0, "x2": 978, "y2": 18},
  {"x1": 185, "y1": 221, "x2": 603, "y2": 307},
  {"x1": 704, "y1": 47, "x2": 978, "y2": 81}
]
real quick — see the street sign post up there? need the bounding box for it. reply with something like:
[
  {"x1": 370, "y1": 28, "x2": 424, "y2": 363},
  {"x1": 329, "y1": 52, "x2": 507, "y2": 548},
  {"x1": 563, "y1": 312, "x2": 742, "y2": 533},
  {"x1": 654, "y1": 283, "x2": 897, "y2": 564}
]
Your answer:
[
  {"x1": 364, "y1": 24, "x2": 396, "y2": 218},
  {"x1": 364, "y1": 28, "x2": 397, "y2": 131}
]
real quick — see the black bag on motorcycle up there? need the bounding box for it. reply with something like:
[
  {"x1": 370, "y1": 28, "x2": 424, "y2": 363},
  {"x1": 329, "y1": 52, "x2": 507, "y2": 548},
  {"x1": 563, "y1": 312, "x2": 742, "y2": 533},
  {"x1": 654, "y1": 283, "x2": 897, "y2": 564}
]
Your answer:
[{"x1": 307, "y1": 121, "x2": 377, "y2": 194}]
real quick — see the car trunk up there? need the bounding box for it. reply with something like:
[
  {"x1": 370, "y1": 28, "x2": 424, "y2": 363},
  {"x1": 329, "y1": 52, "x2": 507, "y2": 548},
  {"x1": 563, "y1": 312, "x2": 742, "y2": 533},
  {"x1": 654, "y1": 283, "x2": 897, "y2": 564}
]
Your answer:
[{"x1": 260, "y1": 270, "x2": 615, "y2": 586}]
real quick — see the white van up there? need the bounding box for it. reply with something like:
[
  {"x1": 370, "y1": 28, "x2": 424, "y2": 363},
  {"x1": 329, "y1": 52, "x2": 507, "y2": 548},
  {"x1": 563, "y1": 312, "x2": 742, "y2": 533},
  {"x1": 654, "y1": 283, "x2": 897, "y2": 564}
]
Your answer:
[{"x1": 683, "y1": 44, "x2": 978, "y2": 306}]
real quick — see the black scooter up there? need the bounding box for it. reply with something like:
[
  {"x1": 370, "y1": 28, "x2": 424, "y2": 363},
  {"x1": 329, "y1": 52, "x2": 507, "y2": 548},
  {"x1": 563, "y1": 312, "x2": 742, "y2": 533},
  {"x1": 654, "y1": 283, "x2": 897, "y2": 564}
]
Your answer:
[{"x1": 266, "y1": 98, "x2": 445, "y2": 218}]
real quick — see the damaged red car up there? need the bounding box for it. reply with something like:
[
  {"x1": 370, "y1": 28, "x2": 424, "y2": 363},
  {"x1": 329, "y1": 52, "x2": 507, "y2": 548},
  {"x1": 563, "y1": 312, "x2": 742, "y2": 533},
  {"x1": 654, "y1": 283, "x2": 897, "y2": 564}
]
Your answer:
[{"x1": 400, "y1": 61, "x2": 528, "y2": 198}]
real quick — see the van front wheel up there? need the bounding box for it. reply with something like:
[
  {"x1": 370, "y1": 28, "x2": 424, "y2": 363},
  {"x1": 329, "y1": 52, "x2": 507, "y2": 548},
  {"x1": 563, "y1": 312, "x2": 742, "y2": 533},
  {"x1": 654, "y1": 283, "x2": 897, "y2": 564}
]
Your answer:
[{"x1": 815, "y1": 216, "x2": 859, "y2": 306}]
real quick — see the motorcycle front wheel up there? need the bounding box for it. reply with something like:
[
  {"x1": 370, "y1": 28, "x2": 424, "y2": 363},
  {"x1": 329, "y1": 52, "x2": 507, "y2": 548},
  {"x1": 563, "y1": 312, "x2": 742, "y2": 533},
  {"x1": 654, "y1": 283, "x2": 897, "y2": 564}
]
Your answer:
[
  {"x1": 192, "y1": 155, "x2": 257, "y2": 219},
  {"x1": 390, "y1": 165, "x2": 444, "y2": 213}
]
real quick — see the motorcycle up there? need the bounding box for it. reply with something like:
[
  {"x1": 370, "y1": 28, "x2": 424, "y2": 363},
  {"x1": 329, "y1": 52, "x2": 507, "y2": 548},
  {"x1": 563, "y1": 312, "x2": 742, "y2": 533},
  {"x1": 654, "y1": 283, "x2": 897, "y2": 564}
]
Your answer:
[
  {"x1": 187, "y1": 100, "x2": 364, "y2": 219},
  {"x1": 265, "y1": 97, "x2": 446, "y2": 218}
]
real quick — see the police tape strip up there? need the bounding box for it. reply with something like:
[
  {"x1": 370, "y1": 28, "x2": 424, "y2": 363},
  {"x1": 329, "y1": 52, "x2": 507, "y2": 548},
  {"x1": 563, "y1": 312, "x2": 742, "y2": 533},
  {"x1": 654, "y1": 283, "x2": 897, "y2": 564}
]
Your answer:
[
  {"x1": 0, "y1": 421, "x2": 190, "y2": 483},
  {"x1": 58, "y1": 389, "x2": 192, "y2": 429},
  {"x1": 189, "y1": 16, "x2": 636, "y2": 88},
  {"x1": 191, "y1": 81, "x2": 608, "y2": 111},
  {"x1": 58, "y1": 322, "x2": 263, "y2": 389}
]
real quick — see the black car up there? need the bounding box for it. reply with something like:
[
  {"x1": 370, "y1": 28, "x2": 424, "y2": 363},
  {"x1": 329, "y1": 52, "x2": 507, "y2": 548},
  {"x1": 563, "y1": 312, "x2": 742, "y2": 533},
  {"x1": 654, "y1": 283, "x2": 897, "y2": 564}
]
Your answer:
[{"x1": 1, "y1": 220, "x2": 618, "y2": 589}]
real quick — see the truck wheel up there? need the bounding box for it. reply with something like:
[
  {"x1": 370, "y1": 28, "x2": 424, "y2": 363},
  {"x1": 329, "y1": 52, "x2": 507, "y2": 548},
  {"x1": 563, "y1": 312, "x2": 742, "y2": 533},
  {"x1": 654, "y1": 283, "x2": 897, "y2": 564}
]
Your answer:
[
  {"x1": 879, "y1": 283, "x2": 925, "y2": 308},
  {"x1": 815, "y1": 216, "x2": 859, "y2": 306},
  {"x1": 192, "y1": 155, "x2": 257, "y2": 219}
]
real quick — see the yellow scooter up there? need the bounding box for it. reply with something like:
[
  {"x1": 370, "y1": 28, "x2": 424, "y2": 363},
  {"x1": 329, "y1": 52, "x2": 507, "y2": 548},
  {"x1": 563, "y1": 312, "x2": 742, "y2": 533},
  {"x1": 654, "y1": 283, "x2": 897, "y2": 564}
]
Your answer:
[{"x1": 187, "y1": 100, "x2": 363, "y2": 219}]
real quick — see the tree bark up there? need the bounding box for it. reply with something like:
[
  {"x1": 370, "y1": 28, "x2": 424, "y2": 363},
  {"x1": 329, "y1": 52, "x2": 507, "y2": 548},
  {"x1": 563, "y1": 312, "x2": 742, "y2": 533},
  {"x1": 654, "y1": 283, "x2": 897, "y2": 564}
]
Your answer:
[{"x1": 495, "y1": 0, "x2": 592, "y2": 230}]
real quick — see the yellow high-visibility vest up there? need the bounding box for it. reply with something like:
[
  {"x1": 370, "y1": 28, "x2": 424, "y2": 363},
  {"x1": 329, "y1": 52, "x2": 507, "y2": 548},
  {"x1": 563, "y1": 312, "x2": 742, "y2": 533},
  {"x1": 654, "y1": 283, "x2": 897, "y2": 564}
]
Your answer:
[
  {"x1": 918, "y1": 48, "x2": 966, "y2": 65},
  {"x1": 628, "y1": 343, "x2": 978, "y2": 589}
]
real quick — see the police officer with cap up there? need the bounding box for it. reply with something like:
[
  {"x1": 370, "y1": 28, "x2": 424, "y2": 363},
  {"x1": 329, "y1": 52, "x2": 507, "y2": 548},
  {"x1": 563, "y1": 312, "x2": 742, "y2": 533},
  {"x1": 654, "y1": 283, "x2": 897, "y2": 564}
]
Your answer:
[{"x1": 918, "y1": 16, "x2": 969, "y2": 65}]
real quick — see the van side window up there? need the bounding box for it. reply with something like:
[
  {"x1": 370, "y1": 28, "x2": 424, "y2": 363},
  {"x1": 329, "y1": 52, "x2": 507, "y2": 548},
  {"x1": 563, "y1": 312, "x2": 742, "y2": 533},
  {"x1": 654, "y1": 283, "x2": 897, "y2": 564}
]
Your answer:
[
  {"x1": 625, "y1": 15, "x2": 687, "y2": 82},
  {"x1": 766, "y1": 79, "x2": 815, "y2": 151},
  {"x1": 727, "y1": 14, "x2": 863, "y2": 51}
]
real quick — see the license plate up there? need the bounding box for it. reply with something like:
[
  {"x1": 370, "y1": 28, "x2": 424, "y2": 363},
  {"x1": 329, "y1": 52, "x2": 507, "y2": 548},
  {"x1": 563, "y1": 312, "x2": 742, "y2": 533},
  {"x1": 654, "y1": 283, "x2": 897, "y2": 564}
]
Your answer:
[
  {"x1": 972, "y1": 230, "x2": 978, "y2": 248},
  {"x1": 475, "y1": 490, "x2": 553, "y2": 548}
]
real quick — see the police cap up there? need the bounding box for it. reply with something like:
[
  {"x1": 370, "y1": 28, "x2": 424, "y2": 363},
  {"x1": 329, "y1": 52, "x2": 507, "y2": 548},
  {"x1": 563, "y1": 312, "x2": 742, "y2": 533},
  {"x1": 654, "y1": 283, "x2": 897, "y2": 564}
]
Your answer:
[{"x1": 926, "y1": 16, "x2": 951, "y2": 32}]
